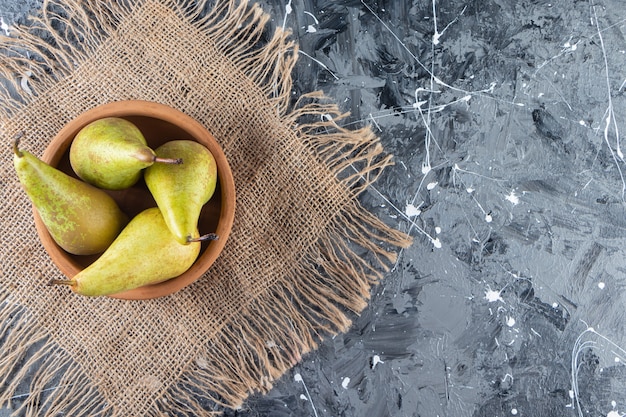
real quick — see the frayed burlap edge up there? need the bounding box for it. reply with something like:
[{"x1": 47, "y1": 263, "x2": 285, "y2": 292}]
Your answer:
[{"x1": 0, "y1": 0, "x2": 412, "y2": 415}]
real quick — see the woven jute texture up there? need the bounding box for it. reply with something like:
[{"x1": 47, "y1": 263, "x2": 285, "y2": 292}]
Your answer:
[{"x1": 0, "y1": 0, "x2": 411, "y2": 415}]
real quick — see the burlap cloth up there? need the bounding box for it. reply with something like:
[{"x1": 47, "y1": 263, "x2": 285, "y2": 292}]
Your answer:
[{"x1": 0, "y1": 0, "x2": 411, "y2": 415}]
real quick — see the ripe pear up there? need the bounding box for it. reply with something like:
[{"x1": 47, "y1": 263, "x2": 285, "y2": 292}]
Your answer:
[
  {"x1": 69, "y1": 117, "x2": 182, "y2": 190},
  {"x1": 49, "y1": 207, "x2": 200, "y2": 296},
  {"x1": 144, "y1": 140, "x2": 218, "y2": 244},
  {"x1": 13, "y1": 137, "x2": 128, "y2": 255}
]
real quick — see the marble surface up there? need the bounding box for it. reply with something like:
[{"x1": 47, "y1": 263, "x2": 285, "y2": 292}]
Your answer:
[{"x1": 3, "y1": 1, "x2": 626, "y2": 416}]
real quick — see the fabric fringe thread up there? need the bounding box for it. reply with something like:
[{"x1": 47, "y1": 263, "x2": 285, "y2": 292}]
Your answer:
[
  {"x1": 162, "y1": 201, "x2": 410, "y2": 411},
  {"x1": 0, "y1": 0, "x2": 412, "y2": 415},
  {"x1": 0, "y1": 0, "x2": 297, "y2": 133},
  {"x1": 0, "y1": 297, "x2": 113, "y2": 416}
]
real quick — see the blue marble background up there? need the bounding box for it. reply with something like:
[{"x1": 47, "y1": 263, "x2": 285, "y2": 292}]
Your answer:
[{"x1": 2, "y1": 1, "x2": 626, "y2": 416}]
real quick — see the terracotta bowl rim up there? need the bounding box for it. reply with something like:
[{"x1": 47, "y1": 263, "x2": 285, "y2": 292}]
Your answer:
[{"x1": 35, "y1": 100, "x2": 235, "y2": 300}]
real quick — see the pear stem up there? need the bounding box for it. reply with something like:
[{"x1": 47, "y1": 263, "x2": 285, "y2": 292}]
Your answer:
[
  {"x1": 188, "y1": 233, "x2": 219, "y2": 243},
  {"x1": 12, "y1": 132, "x2": 24, "y2": 157},
  {"x1": 48, "y1": 279, "x2": 77, "y2": 287},
  {"x1": 154, "y1": 156, "x2": 183, "y2": 164}
]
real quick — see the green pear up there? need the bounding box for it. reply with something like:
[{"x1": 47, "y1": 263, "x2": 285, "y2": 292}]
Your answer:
[
  {"x1": 13, "y1": 137, "x2": 128, "y2": 255},
  {"x1": 144, "y1": 140, "x2": 218, "y2": 244},
  {"x1": 49, "y1": 207, "x2": 200, "y2": 296},
  {"x1": 69, "y1": 117, "x2": 182, "y2": 190}
]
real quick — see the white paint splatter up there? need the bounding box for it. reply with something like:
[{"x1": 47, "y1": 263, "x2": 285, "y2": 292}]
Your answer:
[
  {"x1": 485, "y1": 213, "x2": 493, "y2": 223},
  {"x1": 281, "y1": 0, "x2": 293, "y2": 30},
  {"x1": 295, "y1": 373, "x2": 319, "y2": 417},
  {"x1": 466, "y1": 187, "x2": 475, "y2": 193},
  {"x1": 413, "y1": 100, "x2": 428, "y2": 109},
  {"x1": 372, "y1": 355, "x2": 384, "y2": 369},
  {"x1": 432, "y1": 31, "x2": 442, "y2": 45},
  {"x1": 564, "y1": 41, "x2": 578, "y2": 51},
  {"x1": 607, "y1": 411, "x2": 621, "y2": 417},
  {"x1": 0, "y1": 17, "x2": 9, "y2": 36},
  {"x1": 505, "y1": 191, "x2": 520, "y2": 205},
  {"x1": 306, "y1": 25, "x2": 317, "y2": 33},
  {"x1": 341, "y1": 377, "x2": 350, "y2": 389},
  {"x1": 405, "y1": 203, "x2": 421, "y2": 217},
  {"x1": 511, "y1": 408, "x2": 518, "y2": 415},
  {"x1": 303, "y1": 10, "x2": 319, "y2": 24},
  {"x1": 485, "y1": 289, "x2": 503, "y2": 303},
  {"x1": 299, "y1": 51, "x2": 339, "y2": 81},
  {"x1": 552, "y1": 302, "x2": 559, "y2": 308},
  {"x1": 506, "y1": 316, "x2": 516, "y2": 327},
  {"x1": 431, "y1": 238, "x2": 442, "y2": 249},
  {"x1": 598, "y1": 282, "x2": 606, "y2": 289},
  {"x1": 435, "y1": 226, "x2": 441, "y2": 234},
  {"x1": 300, "y1": 394, "x2": 308, "y2": 401},
  {"x1": 431, "y1": 1, "x2": 466, "y2": 46},
  {"x1": 427, "y1": 181, "x2": 438, "y2": 190}
]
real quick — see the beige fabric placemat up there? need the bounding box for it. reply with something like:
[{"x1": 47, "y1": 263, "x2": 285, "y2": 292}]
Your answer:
[{"x1": 0, "y1": 0, "x2": 411, "y2": 415}]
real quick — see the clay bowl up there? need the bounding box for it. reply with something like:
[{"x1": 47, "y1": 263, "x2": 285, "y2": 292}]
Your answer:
[{"x1": 36, "y1": 100, "x2": 235, "y2": 300}]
